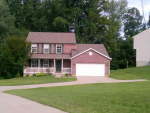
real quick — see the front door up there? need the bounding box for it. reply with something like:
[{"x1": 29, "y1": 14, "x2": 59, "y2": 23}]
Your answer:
[{"x1": 56, "y1": 60, "x2": 61, "y2": 72}]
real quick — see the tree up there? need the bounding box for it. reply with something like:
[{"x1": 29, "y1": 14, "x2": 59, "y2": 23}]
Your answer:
[
  {"x1": 147, "y1": 13, "x2": 150, "y2": 28},
  {"x1": 53, "y1": 17, "x2": 69, "y2": 32},
  {"x1": 123, "y1": 7, "x2": 144, "y2": 38},
  {"x1": 0, "y1": 36, "x2": 31, "y2": 79},
  {"x1": 99, "y1": 0, "x2": 128, "y2": 56},
  {"x1": 0, "y1": 0, "x2": 17, "y2": 43}
]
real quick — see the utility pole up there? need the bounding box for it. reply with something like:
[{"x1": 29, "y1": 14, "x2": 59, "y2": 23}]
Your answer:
[{"x1": 140, "y1": 0, "x2": 147, "y2": 26}]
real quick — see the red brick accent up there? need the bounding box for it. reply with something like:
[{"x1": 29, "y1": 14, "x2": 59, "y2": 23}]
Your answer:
[
  {"x1": 71, "y1": 50, "x2": 110, "y2": 76},
  {"x1": 51, "y1": 60, "x2": 54, "y2": 67},
  {"x1": 51, "y1": 44, "x2": 54, "y2": 53},
  {"x1": 63, "y1": 59, "x2": 71, "y2": 68},
  {"x1": 64, "y1": 44, "x2": 76, "y2": 53},
  {"x1": 39, "y1": 44, "x2": 42, "y2": 53}
]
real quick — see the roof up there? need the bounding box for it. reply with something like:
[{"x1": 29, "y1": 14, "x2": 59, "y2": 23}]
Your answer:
[
  {"x1": 71, "y1": 44, "x2": 110, "y2": 59},
  {"x1": 26, "y1": 32, "x2": 76, "y2": 44},
  {"x1": 31, "y1": 54, "x2": 71, "y2": 59}
]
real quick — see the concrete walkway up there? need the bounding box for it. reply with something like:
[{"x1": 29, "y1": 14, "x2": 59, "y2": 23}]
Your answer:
[{"x1": 0, "y1": 77, "x2": 147, "y2": 113}]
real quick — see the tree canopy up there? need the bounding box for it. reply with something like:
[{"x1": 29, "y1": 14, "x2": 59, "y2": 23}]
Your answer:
[{"x1": 0, "y1": 0, "x2": 149, "y2": 78}]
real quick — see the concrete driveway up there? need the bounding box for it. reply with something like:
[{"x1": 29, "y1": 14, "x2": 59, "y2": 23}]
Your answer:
[{"x1": 0, "y1": 76, "x2": 147, "y2": 113}]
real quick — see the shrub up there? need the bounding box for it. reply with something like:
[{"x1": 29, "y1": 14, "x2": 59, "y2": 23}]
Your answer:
[
  {"x1": 46, "y1": 68, "x2": 52, "y2": 76},
  {"x1": 65, "y1": 73, "x2": 69, "y2": 76},
  {"x1": 35, "y1": 73, "x2": 46, "y2": 77},
  {"x1": 65, "y1": 73, "x2": 71, "y2": 77},
  {"x1": 16, "y1": 72, "x2": 21, "y2": 77},
  {"x1": 26, "y1": 74, "x2": 29, "y2": 77},
  {"x1": 33, "y1": 74, "x2": 36, "y2": 76}
]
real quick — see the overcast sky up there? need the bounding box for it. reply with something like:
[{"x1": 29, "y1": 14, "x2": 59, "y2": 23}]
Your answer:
[{"x1": 128, "y1": 0, "x2": 150, "y2": 21}]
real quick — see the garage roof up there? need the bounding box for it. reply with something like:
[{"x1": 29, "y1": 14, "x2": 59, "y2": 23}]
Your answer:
[{"x1": 71, "y1": 44, "x2": 111, "y2": 60}]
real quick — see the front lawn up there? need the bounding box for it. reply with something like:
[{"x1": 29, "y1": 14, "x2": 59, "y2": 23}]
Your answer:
[
  {"x1": 0, "y1": 76, "x2": 76, "y2": 86},
  {"x1": 110, "y1": 66, "x2": 150, "y2": 80},
  {"x1": 5, "y1": 81, "x2": 150, "y2": 113}
]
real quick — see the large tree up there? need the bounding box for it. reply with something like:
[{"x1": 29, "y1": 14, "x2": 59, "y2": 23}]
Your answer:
[
  {"x1": 0, "y1": 0, "x2": 17, "y2": 43},
  {"x1": 123, "y1": 7, "x2": 144, "y2": 38},
  {"x1": 0, "y1": 36, "x2": 31, "y2": 78}
]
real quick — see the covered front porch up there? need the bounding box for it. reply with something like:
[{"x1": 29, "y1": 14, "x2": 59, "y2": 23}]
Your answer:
[{"x1": 24, "y1": 59, "x2": 71, "y2": 75}]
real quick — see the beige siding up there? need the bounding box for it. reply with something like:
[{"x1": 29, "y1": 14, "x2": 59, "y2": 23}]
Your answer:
[{"x1": 133, "y1": 28, "x2": 150, "y2": 66}]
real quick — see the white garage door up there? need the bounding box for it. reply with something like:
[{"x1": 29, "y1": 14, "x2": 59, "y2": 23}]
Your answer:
[{"x1": 76, "y1": 64, "x2": 105, "y2": 76}]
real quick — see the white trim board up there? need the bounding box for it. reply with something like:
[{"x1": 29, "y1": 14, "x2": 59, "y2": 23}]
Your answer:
[{"x1": 70, "y1": 48, "x2": 112, "y2": 60}]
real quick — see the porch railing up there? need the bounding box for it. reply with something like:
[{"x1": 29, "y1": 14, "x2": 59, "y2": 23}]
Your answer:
[
  {"x1": 24, "y1": 67, "x2": 71, "y2": 74},
  {"x1": 24, "y1": 67, "x2": 55, "y2": 74},
  {"x1": 62, "y1": 68, "x2": 71, "y2": 74}
]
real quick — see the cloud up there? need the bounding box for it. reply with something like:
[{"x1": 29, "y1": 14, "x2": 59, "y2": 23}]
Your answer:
[{"x1": 128, "y1": 0, "x2": 150, "y2": 21}]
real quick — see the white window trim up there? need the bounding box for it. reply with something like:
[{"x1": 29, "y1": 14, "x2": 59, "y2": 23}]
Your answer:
[
  {"x1": 31, "y1": 59, "x2": 37, "y2": 68},
  {"x1": 31, "y1": 44, "x2": 37, "y2": 53},
  {"x1": 43, "y1": 59, "x2": 49, "y2": 68},
  {"x1": 56, "y1": 44, "x2": 62, "y2": 54},
  {"x1": 70, "y1": 48, "x2": 112, "y2": 60},
  {"x1": 43, "y1": 44, "x2": 49, "y2": 53}
]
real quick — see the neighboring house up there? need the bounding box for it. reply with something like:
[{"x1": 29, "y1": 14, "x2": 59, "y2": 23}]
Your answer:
[
  {"x1": 24, "y1": 32, "x2": 111, "y2": 76},
  {"x1": 133, "y1": 28, "x2": 150, "y2": 66}
]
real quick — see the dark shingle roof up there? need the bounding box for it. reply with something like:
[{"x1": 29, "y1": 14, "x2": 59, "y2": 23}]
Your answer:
[
  {"x1": 27, "y1": 32, "x2": 76, "y2": 44},
  {"x1": 31, "y1": 54, "x2": 71, "y2": 59},
  {"x1": 71, "y1": 44, "x2": 110, "y2": 58}
]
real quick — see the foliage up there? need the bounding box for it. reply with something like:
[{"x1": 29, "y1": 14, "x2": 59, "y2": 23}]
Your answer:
[
  {"x1": 0, "y1": 0, "x2": 148, "y2": 71},
  {"x1": 0, "y1": 0, "x2": 17, "y2": 43},
  {"x1": 0, "y1": 36, "x2": 31, "y2": 79},
  {"x1": 16, "y1": 72, "x2": 21, "y2": 77},
  {"x1": 123, "y1": 7, "x2": 145, "y2": 38},
  {"x1": 35, "y1": 73, "x2": 46, "y2": 77},
  {"x1": 46, "y1": 68, "x2": 52, "y2": 76},
  {"x1": 26, "y1": 74, "x2": 29, "y2": 77}
]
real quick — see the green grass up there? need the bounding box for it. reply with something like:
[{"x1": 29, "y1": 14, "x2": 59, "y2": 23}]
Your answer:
[
  {"x1": 0, "y1": 76, "x2": 76, "y2": 86},
  {"x1": 110, "y1": 66, "x2": 150, "y2": 80},
  {"x1": 5, "y1": 81, "x2": 150, "y2": 113}
]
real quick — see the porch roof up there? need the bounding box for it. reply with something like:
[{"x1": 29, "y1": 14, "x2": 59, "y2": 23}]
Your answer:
[{"x1": 31, "y1": 54, "x2": 71, "y2": 59}]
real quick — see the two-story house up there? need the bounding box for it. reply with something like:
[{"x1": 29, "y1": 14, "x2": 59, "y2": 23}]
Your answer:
[
  {"x1": 24, "y1": 32, "x2": 111, "y2": 76},
  {"x1": 133, "y1": 28, "x2": 150, "y2": 66}
]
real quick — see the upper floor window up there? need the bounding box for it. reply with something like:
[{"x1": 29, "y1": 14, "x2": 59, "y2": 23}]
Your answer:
[
  {"x1": 56, "y1": 44, "x2": 62, "y2": 53},
  {"x1": 31, "y1": 59, "x2": 37, "y2": 68},
  {"x1": 43, "y1": 59, "x2": 49, "y2": 68},
  {"x1": 31, "y1": 44, "x2": 37, "y2": 53},
  {"x1": 44, "y1": 44, "x2": 49, "y2": 53}
]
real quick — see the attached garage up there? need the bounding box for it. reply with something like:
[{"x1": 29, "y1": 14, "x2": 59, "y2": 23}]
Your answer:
[
  {"x1": 71, "y1": 45, "x2": 111, "y2": 76},
  {"x1": 76, "y1": 64, "x2": 105, "y2": 76}
]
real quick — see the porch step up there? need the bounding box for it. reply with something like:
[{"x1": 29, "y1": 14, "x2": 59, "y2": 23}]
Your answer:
[{"x1": 54, "y1": 73, "x2": 63, "y2": 78}]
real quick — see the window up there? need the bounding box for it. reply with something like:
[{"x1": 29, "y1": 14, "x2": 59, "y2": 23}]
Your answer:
[
  {"x1": 31, "y1": 44, "x2": 37, "y2": 53},
  {"x1": 43, "y1": 60, "x2": 49, "y2": 68},
  {"x1": 31, "y1": 59, "x2": 37, "y2": 68},
  {"x1": 56, "y1": 44, "x2": 62, "y2": 53},
  {"x1": 44, "y1": 44, "x2": 49, "y2": 53}
]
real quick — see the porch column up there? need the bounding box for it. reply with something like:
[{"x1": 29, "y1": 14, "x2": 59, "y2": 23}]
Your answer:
[
  {"x1": 54, "y1": 59, "x2": 55, "y2": 73},
  {"x1": 38, "y1": 59, "x2": 40, "y2": 72},
  {"x1": 62, "y1": 59, "x2": 63, "y2": 73}
]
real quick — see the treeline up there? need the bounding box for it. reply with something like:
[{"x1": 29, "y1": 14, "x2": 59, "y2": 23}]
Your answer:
[{"x1": 0, "y1": 0, "x2": 150, "y2": 70}]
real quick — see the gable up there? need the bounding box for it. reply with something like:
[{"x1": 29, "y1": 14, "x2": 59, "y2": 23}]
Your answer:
[{"x1": 70, "y1": 48, "x2": 111, "y2": 60}]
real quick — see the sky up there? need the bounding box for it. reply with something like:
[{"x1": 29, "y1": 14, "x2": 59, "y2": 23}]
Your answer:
[{"x1": 128, "y1": 0, "x2": 150, "y2": 21}]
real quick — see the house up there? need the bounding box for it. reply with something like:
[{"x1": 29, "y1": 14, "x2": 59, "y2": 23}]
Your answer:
[
  {"x1": 24, "y1": 32, "x2": 111, "y2": 76},
  {"x1": 133, "y1": 28, "x2": 150, "y2": 66}
]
